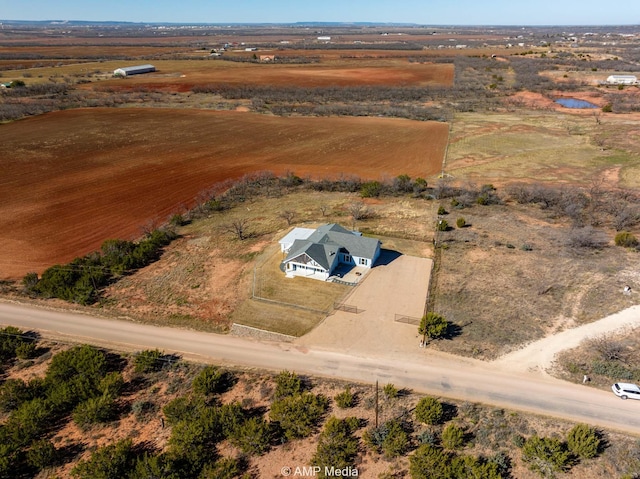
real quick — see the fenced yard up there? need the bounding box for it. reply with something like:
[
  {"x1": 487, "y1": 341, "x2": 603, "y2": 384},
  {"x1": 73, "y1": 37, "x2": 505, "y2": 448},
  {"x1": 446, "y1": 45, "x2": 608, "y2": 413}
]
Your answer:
[
  {"x1": 252, "y1": 244, "x2": 351, "y2": 312},
  {"x1": 231, "y1": 244, "x2": 352, "y2": 336}
]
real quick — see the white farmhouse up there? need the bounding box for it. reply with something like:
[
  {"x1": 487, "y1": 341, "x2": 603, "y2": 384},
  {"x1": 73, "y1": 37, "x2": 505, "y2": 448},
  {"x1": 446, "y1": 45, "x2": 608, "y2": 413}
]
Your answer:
[
  {"x1": 280, "y1": 224, "x2": 381, "y2": 281},
  {"x1": 606, "y1": 74, "x2": 638, "y2": 85}
]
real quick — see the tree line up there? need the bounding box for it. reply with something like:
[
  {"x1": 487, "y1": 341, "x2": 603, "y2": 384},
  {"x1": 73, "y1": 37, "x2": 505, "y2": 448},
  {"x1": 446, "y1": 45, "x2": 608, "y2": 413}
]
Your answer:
[{"x1": 23, "y1": 228, "x2": 176, "y2": 305}]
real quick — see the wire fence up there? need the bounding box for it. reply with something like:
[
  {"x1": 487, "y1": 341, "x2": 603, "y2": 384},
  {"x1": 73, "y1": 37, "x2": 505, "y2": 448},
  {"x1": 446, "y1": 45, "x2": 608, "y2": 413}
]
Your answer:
[
  {"x1": 251, "y1": 244, "x2": 351, "y2": 315},
  {"x1": 252, "y1": 294, "x2": 330, "y2": 314},
  {"x1": 334, "y1": 302, "x2": 359, "y2": 314},
  {"x1": 394, "y1": 314, "x2": 421, "y2": 325}
]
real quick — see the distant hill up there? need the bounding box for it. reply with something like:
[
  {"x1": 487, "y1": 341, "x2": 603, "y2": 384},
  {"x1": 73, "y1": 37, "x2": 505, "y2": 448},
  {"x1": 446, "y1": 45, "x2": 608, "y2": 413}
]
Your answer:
[{"x1": 0, "y1": 19, "x2": 420, "y2": 27}]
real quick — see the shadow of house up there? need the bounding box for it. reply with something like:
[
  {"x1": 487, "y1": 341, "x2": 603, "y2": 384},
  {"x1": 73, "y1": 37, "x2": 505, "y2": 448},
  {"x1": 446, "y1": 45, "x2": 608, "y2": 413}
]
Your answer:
[{"x1": 374, "y1": 249, "x2": 403, "y2": 266}]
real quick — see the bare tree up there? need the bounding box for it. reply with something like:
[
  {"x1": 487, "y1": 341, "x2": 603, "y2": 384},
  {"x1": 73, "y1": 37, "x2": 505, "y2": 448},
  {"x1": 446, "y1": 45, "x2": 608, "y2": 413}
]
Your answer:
[
  {"x1": 278, "y1": 210, "x2": 296, "y2": 226},
  {"x1": 587, "y1": 333, "x2": 627, "y2": 362},
  {"x1": 140, "y1": 217, "x2": 161, "y2": 236},
  {"x1": 610, "y1": 203, "x2": 640, "y2": 231},
  {"x1": 567, "y1": 226, "x2": 608, "y2": 249},
  {"x1": 319, "y1": 205, "x2": 329, "y2": 217},
  {"x1": 222, "y1": 218, "x2": 250, "y2": 240},
  {"x1": 434, "y1": 177, "x2": 454, "y2": 199},
  {"x1": 194, "y1": 189, "x2": 212, "y2": 214},
  {"x1": 593, "y1": 135, "x2": 607, "y2": 150},
  {"x1": 347, "y1": 201, "x2": 368, "y2": 220},
  {"x1": 347, "y1": 201, "x2": 368, "y2": 229},
  {"x1": 593, "y1": 111, "x2": 602, "y2": 125},
  {"x1": 588, "y1": 177, "x2": 606, "y2": 210}
]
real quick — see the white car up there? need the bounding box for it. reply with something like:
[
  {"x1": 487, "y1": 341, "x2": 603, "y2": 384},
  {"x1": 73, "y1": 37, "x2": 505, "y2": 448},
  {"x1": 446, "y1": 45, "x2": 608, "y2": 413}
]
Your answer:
[{"x1": 611, "y1": 382, "x2": 640, "y2": 400}]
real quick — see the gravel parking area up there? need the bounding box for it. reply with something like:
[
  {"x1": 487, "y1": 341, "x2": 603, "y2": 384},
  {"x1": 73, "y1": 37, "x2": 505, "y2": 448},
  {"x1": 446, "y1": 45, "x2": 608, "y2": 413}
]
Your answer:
[{"x1": 296, "y1": 252, "x2": 432, "y2": 359}]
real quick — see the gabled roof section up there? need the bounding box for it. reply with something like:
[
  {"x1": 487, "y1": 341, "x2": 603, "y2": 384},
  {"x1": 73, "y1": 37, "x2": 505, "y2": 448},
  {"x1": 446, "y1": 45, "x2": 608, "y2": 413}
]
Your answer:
[
  {"x1": 283, "y1": 239, "x2": 338, "y2": 270},
  {"x1": 307, "y1": 223, "x2": 380, "y2": 259},
  {"x1": 281, "y1": 224, "x2": 380, "y2": 273}
]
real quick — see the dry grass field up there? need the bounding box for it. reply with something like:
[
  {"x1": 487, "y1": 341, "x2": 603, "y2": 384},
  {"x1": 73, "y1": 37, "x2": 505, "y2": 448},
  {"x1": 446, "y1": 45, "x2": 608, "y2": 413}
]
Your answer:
[
  {"x1": 446, "y1": 109, "x2": 640, "y2": 189},
  {"x1": 0, "y1": 108, "x2": 447, "y2": 279},
  {"x1": 430, "y1": 200, "x2": 640, "y2": 360}
]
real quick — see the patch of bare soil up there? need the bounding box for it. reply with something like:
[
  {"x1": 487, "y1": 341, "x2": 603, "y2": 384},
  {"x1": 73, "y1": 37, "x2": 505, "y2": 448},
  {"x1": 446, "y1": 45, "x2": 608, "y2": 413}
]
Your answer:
[{"x1": 102, "y1": 236, "x2": 249, "y2": 329}]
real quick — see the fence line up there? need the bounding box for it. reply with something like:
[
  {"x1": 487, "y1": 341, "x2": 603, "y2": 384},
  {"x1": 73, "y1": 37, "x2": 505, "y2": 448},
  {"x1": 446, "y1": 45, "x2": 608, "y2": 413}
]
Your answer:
[
  {"x1": 252, "y1": 295, "x2": 330, "y2": 314},
  {"x1": 394, "y1": 313, "x2": 421, "y2": 326},
  {"x1": 334, "y1": 302, "x2": 359, "y2": 314}
]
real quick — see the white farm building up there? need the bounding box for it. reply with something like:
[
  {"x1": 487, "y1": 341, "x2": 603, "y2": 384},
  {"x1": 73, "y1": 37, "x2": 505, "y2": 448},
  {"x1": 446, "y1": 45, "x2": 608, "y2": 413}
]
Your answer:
[
  {"x1": 113, "y1": 64, "x2": 156, "y2": 77},
  {"x1": 279, "y1": 224, "x2": 381, "y2": 281},
  {"x1": 606, "y1": 75, "x2": 638, "y2": 85}
]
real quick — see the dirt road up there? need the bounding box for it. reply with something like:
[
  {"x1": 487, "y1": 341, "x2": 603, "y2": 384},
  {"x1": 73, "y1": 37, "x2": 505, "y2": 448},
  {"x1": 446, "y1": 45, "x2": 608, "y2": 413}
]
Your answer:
[
  {"x1": 2, "y1": 301, "x2": 640, "y2": 434},
  {"x1": 493, "y1": 304, "x2": 640, "y2": 374}
]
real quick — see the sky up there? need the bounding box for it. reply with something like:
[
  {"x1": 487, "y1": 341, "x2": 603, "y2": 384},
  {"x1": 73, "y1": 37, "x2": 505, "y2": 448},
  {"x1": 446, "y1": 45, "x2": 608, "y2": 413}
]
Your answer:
[{"x1": 2, "y1": 0, "x2": 639, "y2": 26}]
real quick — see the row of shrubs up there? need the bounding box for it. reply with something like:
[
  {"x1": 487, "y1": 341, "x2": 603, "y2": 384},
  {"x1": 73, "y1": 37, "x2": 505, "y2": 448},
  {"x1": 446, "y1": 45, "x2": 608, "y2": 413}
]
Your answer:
[{"x1": 23, "y1": 228, "x2": 176, "y2": 305}]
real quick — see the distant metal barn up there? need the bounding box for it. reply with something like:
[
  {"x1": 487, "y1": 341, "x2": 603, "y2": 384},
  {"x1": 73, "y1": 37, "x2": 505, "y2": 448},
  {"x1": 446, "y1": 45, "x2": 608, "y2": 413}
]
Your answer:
[
  {"x1": 113, "y1": 64, "x2": 156, "y2": 77},
  {"x1": 606, "y1": 74, "x2": 637, "y2": 85}
]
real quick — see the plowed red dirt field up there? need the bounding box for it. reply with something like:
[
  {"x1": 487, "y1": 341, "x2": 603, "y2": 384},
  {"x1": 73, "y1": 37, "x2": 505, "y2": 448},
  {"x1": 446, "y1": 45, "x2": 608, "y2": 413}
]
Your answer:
[
  {"x1": 93, "y1": 60, "x2": 454, "y2": 92},
  {"x1": 0, "y1": 108, "x2": 448, "y2": 279}
]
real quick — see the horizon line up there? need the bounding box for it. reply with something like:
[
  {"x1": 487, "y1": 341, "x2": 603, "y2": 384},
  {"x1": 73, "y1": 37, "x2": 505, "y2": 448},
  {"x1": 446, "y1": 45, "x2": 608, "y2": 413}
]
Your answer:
[{"x1": 1, "y1": 19, "x2": 639, "y2": 28}]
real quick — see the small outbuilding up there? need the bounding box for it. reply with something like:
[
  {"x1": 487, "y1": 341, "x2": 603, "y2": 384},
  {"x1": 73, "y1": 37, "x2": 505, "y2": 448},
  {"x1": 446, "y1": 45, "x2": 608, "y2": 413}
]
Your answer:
[
  {"x1": 606, "y1": 74, "x2": 638, "y2": 85},
  {"x1": 113, "y1": 64, "x2": 156, "y2": 78}
]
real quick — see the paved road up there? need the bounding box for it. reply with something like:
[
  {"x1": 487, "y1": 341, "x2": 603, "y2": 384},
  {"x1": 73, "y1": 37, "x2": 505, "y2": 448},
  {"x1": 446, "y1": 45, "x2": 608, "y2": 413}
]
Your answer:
[{"x1": 2, "y1": 301, "x2": 640, "y2": 434}]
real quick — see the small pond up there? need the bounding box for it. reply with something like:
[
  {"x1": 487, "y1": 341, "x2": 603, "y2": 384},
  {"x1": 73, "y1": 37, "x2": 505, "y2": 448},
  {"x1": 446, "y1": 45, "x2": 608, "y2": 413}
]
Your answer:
[{"x1": 555, "y1": 98, "x2": 599, "y2": 109}]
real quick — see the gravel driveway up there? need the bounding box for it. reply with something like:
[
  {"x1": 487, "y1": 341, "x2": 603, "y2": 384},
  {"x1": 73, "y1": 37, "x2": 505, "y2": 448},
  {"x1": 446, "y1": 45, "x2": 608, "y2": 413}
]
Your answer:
[{"x1": 296, "y1": 252, "x2": 432, "y2": 358}]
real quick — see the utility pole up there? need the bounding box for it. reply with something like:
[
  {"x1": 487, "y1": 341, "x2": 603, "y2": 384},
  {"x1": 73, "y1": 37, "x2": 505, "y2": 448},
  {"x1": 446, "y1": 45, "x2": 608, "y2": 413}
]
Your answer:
[
  {"x1": 252, "y1": 267, "x2": 256, "y2": 298},
  {"x1": 375, "y1": 380, "x2": 379, "y2": 428}
]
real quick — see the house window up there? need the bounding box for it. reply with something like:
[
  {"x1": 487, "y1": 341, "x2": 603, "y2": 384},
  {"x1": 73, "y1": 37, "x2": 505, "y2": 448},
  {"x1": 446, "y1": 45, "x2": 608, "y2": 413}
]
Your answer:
[
  {"x1": 359, "y1": 258, "x2": 367, "y2": 265},
  {"x1": 343, "y1": 254, "x2": 351, "y2": 263}
]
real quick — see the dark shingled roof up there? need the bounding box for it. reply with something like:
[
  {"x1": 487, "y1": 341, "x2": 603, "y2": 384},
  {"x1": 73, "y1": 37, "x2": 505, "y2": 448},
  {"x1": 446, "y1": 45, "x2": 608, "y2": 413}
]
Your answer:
[{"x1": 283, "y1": 224, "x2": 380, "y2": 271}]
